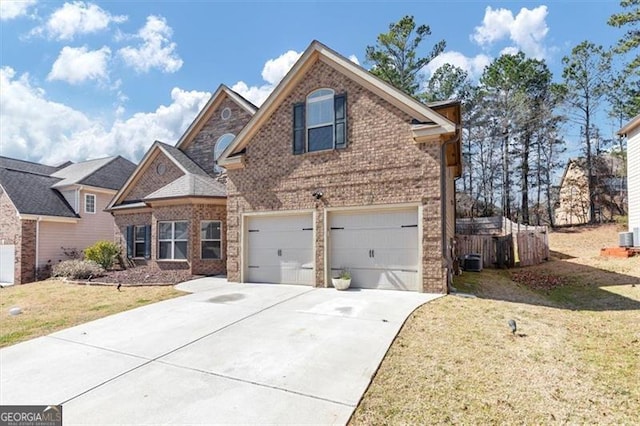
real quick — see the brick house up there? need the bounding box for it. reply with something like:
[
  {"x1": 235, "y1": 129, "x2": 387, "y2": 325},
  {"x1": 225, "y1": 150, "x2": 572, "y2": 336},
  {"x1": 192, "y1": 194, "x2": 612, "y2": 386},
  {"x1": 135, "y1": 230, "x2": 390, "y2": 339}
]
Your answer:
[
  {"x1": 107, "y1": 41, "x2": 461, "y2": 293},
  {"x1": 106, "y1": 86, "x2": 257, "y2": 276},
  {"x1": 220, "y1": 41, "x2": 461, "y2": 293},
  {"x1": 554, "y1": 154, "x2": 627, "y2": 226},
  {"x1": 0, "y1": 156, "x2": 135, "y2": 284}
]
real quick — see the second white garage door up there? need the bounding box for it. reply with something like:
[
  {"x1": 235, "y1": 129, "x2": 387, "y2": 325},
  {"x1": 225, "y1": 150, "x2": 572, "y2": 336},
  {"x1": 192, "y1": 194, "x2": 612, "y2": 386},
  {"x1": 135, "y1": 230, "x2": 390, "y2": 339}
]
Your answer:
[
  {"x1": 329, "y1": 209, "x2": 420, "y2": 291},
  {"x1": 246, "y1": 214, "x2": 314, "y2": 285}
]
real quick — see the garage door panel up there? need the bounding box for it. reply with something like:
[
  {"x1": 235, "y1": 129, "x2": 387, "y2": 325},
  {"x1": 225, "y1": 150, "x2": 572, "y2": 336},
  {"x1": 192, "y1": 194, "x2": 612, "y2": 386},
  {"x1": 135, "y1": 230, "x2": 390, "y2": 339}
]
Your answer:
[
  {"x1": 330, "y1": 209, "x2": 419, "y2": 291},
  {"x1": 246, "y1": 215, "x2": 314, "y2": 286},
  {"x1": 349, "y1": 268, "x2": 418, "y2": 291}
]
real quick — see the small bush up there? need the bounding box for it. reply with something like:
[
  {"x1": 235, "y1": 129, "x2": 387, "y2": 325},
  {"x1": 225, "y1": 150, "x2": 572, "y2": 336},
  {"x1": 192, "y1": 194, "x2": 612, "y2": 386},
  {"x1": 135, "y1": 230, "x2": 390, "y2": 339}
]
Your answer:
[
  {"x1": 52, "y1": 260, "x2": 104, "y2": 279},
  {"x1": 84, "y1": 241, "x2": 121, "y2": 270}
]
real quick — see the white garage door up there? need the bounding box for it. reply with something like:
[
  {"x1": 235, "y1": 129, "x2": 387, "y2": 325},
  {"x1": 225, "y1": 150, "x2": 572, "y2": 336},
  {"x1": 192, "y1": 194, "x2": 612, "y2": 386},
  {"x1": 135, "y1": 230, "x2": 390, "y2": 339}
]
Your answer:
[
  {"x1": 246, "y1": 214, "x2": 314, "y2": 285},
  {"x1": 0, "y1": 245, "x2": 15, "y2": 285},
  {"x1": 330, "y1": 209, "x2": 419, "y2": 291}
]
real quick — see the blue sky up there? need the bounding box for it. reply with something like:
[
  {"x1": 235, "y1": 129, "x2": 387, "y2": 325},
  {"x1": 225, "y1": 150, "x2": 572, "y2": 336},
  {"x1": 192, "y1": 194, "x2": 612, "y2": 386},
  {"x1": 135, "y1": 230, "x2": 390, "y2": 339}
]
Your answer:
[{"x1": 0, "y1": 0, "x2": 625, "y2": 165}]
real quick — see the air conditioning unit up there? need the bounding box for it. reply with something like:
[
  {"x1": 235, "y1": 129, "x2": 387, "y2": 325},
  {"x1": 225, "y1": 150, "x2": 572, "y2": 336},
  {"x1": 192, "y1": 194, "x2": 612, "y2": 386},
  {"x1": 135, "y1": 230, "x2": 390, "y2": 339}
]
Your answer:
[
  {"x1": 619, "y1": 232, "x2": 634, "y2": 248},
  {"x1": 464, "y1": 253, "x2": 483, "y2": 272}
]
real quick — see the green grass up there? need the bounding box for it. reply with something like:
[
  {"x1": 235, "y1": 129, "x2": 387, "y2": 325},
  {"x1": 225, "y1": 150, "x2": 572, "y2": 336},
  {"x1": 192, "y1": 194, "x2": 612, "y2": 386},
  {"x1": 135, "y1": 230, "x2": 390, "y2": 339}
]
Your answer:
[{"x1": 0, "y1": 280, "x2": 184, "y2": 347}]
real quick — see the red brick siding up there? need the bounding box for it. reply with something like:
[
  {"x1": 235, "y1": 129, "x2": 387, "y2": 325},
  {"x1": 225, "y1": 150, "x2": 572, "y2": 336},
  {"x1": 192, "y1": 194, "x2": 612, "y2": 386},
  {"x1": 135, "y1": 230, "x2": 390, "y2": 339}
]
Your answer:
[
  {"x1": 226, "y1": 60, "x2": 446, "y2": 292},
  {"x1": 113, "y1": 204, "x2": 226, "y2": 276},
  {"x1": 20, "y1": 220, "x2": 36, "y2": 284},
  {"x1": 1, "y1": 192, "x2": 26, "y2": 284},
  {"x1": 182, "y1": 97, "x2": 253, "y2": 176},
  {"x1": 124, "y1": 152, "x2": 184, "y2": 202}
]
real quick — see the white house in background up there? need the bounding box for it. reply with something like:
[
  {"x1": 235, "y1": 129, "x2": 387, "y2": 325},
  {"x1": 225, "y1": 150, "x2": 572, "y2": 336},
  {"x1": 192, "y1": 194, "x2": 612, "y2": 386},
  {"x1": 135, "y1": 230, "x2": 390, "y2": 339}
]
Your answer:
[{"x1": 618, "y1": 114, "x2": 640, "y2": 245}]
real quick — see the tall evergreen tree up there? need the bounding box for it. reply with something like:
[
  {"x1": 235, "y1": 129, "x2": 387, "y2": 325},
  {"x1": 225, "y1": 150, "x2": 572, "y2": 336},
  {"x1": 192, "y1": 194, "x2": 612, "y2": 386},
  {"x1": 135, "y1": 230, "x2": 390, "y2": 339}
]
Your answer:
[
  {"x1": 365, "y1": 15, "x2": 445, "y2": 97},
  {"x1": 561, "y1": 41, "x2": 612, "y2": 223}
]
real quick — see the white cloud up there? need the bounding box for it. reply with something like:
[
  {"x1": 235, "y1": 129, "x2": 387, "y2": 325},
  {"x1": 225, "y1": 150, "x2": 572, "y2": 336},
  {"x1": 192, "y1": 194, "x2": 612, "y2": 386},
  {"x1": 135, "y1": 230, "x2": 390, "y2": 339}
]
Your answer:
[
  {"x1": 232, "y1": 50, "x2": 302, "y2": 106},
  {"x1": 0, "y1": 0, "x2": 37, "y2": 21},
  {"x1": 118, "y1": 15, "x2": 183, "y2": 73},
  {"x1": 47, "y1": 45, "x2": 111, "y2": 84},
  {"x1": 32, "y1": 1, "x2": 126, "y2": 40},
  {"x1": 425, "y1": 51, "x2": 492, "y2": 80},
  {"x1": 0, "y1": 66, "x2": 209, "y2": 165},
  {"x1": 472, "y1": 5, "x2": 549, "y2": 59},
  {"x1": 348, "y1": 54, "x2": 360, "y2": 65}
]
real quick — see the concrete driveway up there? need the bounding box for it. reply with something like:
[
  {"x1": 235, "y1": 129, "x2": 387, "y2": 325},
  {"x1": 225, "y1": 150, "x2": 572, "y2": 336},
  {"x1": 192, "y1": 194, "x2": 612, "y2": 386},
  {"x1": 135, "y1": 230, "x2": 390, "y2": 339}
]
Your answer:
[{"x1": 0, "y1": 278, "x2": 441, "y2": 424}]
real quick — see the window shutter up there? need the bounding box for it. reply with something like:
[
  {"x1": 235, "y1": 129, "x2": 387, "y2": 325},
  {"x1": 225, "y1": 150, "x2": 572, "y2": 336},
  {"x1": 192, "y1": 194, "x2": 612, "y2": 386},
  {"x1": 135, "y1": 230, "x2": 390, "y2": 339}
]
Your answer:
[
  {"x1": 144, "y1": 225, "x2": 151, "y2": 259},
  {"x1": 334, "y1": 93, "x2": 347, "y2": 149},
  {"x1": 293, "y1": 102, "x2": 305, "y2": 154},
  {"x1": 126, "y1": 225, "x2": 134, "y2": 259}
]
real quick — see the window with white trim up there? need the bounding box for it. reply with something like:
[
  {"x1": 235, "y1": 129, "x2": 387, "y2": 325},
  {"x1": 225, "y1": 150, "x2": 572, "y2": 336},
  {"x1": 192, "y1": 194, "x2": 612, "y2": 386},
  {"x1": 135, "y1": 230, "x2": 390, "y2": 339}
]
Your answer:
[
  {"x1": 201, "y1": 220, "x2": 222, "y2": 259},
  {"x1": 158, "y1": 221, "x2": 188, "y2": 260},
  {"x1": 85, "y1": 194, "x2": 96, "y2": 214},
  {"x1": 293, "y1": 89, "x2": 347, "y2": 154},
  {"x1": 134, "y1": 226, "x2": 146, "y2": 258}
]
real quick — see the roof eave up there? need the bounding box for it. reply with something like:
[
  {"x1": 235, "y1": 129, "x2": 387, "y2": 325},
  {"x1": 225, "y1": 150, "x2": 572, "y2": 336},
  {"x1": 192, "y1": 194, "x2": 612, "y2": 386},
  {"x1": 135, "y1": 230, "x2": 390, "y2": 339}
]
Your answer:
[{"x1": 617, "y1": 114, "x2": 640, "y2": 136}]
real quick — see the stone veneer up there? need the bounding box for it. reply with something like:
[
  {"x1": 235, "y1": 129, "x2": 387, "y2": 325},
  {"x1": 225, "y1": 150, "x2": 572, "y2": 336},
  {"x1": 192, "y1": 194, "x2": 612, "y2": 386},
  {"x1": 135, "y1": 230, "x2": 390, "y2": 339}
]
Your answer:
[
  {"x1": 182, "y1": 96, "x2": 254, "y2": 177},
  {"x1": 225, "y1": 59, "x2": 447, "y2": 293}
]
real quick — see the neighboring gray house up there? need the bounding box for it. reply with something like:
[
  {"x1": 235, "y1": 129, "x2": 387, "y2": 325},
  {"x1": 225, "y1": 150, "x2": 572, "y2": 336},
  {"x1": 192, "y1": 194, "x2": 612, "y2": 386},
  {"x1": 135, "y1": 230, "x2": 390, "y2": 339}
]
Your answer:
[{"x1": 0, "y1": 156, "x2": 136, "y2": 284}]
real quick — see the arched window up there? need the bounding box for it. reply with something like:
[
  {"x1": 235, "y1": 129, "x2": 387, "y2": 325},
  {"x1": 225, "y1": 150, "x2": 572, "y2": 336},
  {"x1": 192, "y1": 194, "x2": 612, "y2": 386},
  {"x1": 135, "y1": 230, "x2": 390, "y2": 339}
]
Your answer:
[
  {"x1": 214, "y1": 133, "x2": 235, "y2": 173},
  {"x1": 306, "y1": 89, "x2": 335, "y2": 152}
]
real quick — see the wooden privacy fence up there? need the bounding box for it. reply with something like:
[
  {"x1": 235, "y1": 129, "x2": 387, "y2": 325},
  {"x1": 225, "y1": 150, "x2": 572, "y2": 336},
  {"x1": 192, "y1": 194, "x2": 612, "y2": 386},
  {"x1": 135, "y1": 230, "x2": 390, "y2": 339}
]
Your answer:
[
  {"x1": 456, "y1": 216, "x2": 549, "y2": 268},
  {"x1": 516, "y1": 231, "x2": 549, "y2": 267},
  {"x1": 455, "y1": 234, "x2": 515, "y2": 269}
]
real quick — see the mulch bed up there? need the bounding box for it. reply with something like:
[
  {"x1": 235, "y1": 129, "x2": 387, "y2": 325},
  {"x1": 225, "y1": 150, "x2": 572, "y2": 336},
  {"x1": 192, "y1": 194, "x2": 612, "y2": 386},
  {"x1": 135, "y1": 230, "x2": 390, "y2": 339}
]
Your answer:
[{"x1": 68, "y1": 265, "x2": 201, "y2": 286}]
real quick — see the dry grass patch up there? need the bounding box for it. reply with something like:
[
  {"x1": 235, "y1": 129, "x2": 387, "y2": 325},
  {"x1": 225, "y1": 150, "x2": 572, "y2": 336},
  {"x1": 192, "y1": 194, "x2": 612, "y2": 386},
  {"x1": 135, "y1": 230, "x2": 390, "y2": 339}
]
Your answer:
[
  {"x1": 351, "y1": 225, "x2": 640, "y2": 425},
  {"x1": 0, "y1": 280, "x2": 184, "y2": 347}
]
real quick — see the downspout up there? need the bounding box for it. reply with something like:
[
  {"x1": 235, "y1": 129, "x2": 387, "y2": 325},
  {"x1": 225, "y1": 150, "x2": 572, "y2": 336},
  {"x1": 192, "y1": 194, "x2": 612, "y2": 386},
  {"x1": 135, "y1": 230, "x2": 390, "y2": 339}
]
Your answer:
[
  {"x1": 440, "y1": 130, "x2": 461, "y2": 293},
  {"x1": 35, "y1": 216, "x2": 41, "y2": 280}
]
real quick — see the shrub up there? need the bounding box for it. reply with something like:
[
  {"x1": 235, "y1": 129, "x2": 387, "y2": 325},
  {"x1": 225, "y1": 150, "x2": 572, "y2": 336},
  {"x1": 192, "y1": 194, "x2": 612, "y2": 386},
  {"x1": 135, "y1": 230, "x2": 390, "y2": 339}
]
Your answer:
[
  {"x1": 52, "y1": 260, "x2": 104, "y2": 279},
  {"x1": 84, "y1": 241, "x2": 121, "y2": 270}
]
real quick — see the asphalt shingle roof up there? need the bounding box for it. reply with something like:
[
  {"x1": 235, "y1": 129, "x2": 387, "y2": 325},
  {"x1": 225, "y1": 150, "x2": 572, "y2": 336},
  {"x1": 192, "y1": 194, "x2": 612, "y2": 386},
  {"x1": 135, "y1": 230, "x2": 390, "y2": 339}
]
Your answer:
[
  {"x1": 157, "y1": 142, "x2": 209, "y2": 176},
  {"x1": 0, "y1": 168, "x2": 78, "y2": 217},
  {"x1": 78, "y1": 156, "x2": 136, "y2": 190},
  {"x1": 144, "y1": 174, "x2": 226, "y2": 200},
  {"x1": 51, "y1": 156, "x2": 135, "y2": 189},
  {"x1": 0, "y1": 156, "x2": 64, "y2": 176}
]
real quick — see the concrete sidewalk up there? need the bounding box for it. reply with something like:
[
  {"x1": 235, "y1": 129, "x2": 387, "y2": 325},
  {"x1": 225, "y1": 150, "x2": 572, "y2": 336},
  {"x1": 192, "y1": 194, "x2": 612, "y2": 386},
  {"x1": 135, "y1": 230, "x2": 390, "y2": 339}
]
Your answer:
[{"x1": 1, "y1": 279, "x2": 442, "y2": 424}]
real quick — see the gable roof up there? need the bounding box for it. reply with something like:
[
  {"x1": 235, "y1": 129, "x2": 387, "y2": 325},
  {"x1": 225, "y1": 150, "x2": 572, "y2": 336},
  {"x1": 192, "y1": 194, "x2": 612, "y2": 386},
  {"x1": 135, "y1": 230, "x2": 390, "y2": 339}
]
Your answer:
[
  {"x1": 106, "y1": 141, "x2": 213, "y2": 209},
  {"x1": 51, "y1": 156, "x2": 135, "y2": 189},
  {"x1": 219, "y1": 40, "x2": 457, "y2": 167},
  {"x1": 144, "y1": 174, "x2": 226, "y2": 201},
  {"x1": 0, "y1": 168, "x2": 77, "y2": 218},
  {"x1": 617, "y1": 114, "x2": 640, "y2": 136},
  {"x1": 0, "y1": 156, "x2": 64, "y2": 176},
  {"x1": 175, "y1": 84, "x2": 258, "y2": 150}
]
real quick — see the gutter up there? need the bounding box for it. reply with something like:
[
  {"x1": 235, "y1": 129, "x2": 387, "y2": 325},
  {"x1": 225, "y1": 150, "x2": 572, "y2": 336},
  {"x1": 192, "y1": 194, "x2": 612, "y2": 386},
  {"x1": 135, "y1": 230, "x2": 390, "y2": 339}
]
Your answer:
[{"x1": 35, "y1": 216, "x2": 40, "y2": 280}]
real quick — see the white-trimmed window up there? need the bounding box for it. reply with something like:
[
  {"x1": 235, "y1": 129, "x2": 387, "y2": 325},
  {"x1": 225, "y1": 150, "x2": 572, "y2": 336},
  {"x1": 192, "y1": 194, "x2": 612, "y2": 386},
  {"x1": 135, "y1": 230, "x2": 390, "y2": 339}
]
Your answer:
[
  {"x1": 158, "y1": 221, "x2": 188, "y2": 260},
  {"x1": 201, "y1": 221, "x2": 222, "y2": 259},
  {"x1": 134, "y1": 226, "x2": 146, "y2": 258},
  {"x1": 293, "y1": 89, "x2": 347, "y2": 154},
  {"x1": 85, "y1": 194, "x2": 96, "y2": 214}
]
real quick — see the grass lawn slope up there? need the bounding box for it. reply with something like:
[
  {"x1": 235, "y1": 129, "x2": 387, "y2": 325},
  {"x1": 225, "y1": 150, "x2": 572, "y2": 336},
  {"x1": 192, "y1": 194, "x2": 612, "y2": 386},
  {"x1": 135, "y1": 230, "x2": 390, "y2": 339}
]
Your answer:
[
  {"x1": 351, "y1": 224, "x2": 639, "y2": 425},
  {"x1": 0, "y1": 281, "x2": 183, "y2": 348}
]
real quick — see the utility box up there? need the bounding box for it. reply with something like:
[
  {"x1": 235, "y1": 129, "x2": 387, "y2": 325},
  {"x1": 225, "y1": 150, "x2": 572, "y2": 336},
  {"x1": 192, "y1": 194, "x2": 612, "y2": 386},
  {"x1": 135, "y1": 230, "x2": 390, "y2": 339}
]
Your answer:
[{"x1": 464, "y1": 253, "x2": 483, "y2": 272}]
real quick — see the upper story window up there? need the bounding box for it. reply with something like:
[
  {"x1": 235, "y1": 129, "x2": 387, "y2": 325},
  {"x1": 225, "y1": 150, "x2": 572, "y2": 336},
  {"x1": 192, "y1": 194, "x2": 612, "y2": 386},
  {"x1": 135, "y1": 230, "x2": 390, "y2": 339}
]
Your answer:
[
  {"x1": 85, "y1": 194, "x2": 96, "y2": 214},
  {"x1": 214, "y1": 133, "x2": 235, "y2": 173},
  {"x1": 293, "y1": 89, "x2": 347, "y2": 154}
]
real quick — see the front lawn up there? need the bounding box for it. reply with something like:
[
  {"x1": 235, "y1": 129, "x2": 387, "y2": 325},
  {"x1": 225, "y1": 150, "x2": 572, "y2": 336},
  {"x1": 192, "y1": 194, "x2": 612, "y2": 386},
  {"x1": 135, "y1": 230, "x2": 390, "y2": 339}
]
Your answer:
[
  {"x1": 351, "y1": 225, "x2": 640, "y2": 424},
  {"x1": 0, "y1": 280, "x2": 184, "y2": 347}
]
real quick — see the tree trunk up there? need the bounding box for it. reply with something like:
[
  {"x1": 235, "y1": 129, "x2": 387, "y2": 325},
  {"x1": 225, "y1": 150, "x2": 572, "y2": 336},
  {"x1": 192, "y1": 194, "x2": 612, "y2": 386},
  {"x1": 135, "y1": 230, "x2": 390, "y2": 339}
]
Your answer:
[{"x1": 521, "y1": 130, "x2": 531, "y2": 224}]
